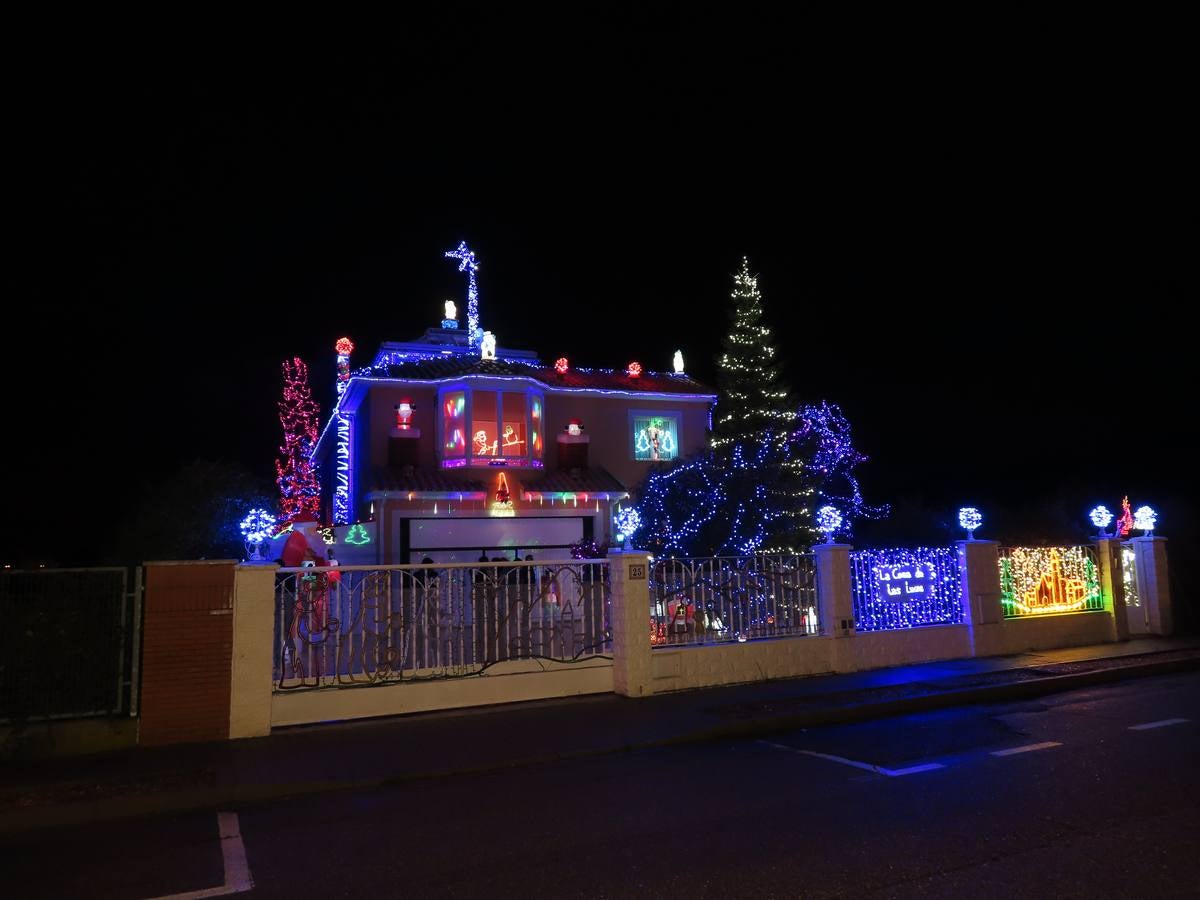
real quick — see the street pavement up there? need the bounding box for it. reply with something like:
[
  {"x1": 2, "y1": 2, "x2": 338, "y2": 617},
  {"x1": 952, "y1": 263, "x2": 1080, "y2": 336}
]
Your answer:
[{"x1": 3, "y1": 670, "x2": 1198, "y2": 898}]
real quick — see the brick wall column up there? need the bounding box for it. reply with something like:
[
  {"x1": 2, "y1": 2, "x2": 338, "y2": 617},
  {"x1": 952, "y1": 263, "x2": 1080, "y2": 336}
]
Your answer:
[
  {"x1": 139, "y1": 561, "x2": 236, "y2": 747},
  {"x1": 610, "y1": 551, "x2": 653, "y2": 697}
]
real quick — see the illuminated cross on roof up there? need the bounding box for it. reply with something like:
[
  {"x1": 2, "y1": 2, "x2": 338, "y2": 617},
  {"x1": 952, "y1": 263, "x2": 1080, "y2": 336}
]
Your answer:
[{"x1": 445, "y1": 241, "x2": 481, "y2": 348}]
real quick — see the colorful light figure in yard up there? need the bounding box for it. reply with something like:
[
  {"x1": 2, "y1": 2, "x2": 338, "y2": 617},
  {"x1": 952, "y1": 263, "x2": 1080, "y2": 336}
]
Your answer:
[
  {"x1": 958, "y1": 507, "x2": 983, "y2": 540},
  {"x1": 239, "y1": 508, "x2": 277, "y2": 561},
  {"x1": 614, "y1": 507, "x2": 642, "y2": 549},
  {"x1": 445, "y1": 241, "x2": 481, "y2": 348},
  {"x1": 1089, "y1": 505, "x2": 1113, "y2": 535},
  {"x1": 816, "y1": 505, "x2": 843, "y2": 542},
  {"x1": 1133, "y1": 505, "x2": 1157, "y2": 535},
  {"x1": 555, "y1": 357, "x2": 569, "y2": 375},
  {"x1": 1116, "y1": 496, "x2": 1134, "y2": 537}
]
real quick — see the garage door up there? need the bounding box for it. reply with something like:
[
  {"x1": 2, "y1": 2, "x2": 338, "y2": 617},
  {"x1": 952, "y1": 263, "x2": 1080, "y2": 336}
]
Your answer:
[{"x1": 403, "y1": 516, "x2": 590, "y2": 564}]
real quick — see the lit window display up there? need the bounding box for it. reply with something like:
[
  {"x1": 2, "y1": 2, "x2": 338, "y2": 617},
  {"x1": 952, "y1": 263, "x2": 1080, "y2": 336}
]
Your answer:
[
  {"x1": 633, "y1": 414, "x2": 678, "y2": 462},
  {"x1": 531, "y1": 395, "x2": 543, "y2": 460},
  {"x1": 442, "y1": 391, "x2": 465, "y2": 458},
  {"x1": 501, "y1": 392, "x2": 527, "y2": 457},
  {"x1": 472, "y1": 390, "x2": 498, "y2": 456}
]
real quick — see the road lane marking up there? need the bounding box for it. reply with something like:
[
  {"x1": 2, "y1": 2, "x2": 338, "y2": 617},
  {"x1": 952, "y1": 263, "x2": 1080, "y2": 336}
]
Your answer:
[
  {"x1": 218, "y1": 813, "x2": 253, "y2": 893},
  {"x1": 1128, "y1": 718, "x2": 1190, "y2": 731},
  {"x1": 757, "y1": 741, "x2": 944, "y2": 777},
  {"x1": 990, "y1": 741, "x2": 1063, "y2": 757},
  {"x1": 885, "y1": 763, "x2": 946, "y2": 776},
  {"x1": 143, "y1": 812, "x2": 253, "y2": 900}
]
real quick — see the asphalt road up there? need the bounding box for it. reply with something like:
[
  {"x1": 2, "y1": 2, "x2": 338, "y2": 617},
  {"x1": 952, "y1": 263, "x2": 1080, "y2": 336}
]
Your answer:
[{"x1": 4, "y1": 672, "x2": 1199, "y2": 899}]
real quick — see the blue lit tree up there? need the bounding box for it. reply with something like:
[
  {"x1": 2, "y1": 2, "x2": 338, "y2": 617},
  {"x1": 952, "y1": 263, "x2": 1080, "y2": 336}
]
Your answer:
[{"x1": 638, "y1": 407, "x2": 883, "y2": 556}]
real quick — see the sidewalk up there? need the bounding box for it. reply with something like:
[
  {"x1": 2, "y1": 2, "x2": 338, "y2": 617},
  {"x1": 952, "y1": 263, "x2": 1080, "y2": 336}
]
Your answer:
[{"x1": 3, "y1": 636, "x2": 1199, "y2": 834}]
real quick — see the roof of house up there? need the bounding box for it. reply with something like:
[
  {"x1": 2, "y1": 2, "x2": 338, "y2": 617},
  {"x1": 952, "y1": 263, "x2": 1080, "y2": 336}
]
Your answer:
[
  {"x1": 522, "y1": 466, "x2": 629, "y2": 499},
  {"x1": 364, "y1": 466, "x2": 487, "y2": 498},
  {"x1": 357, "y1": 357, "x2": 716, "y2": 396}
]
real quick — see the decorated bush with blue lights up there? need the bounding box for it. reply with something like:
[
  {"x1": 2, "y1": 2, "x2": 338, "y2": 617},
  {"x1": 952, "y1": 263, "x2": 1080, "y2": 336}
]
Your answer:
[{"x1": 850, "y1": 547, "x2": 964, "y2": 631}]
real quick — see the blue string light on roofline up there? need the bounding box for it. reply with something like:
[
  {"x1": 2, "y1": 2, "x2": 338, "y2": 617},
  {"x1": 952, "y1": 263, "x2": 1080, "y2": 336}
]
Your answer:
[{"x1": 445, "y1": 242, "x2": 481, "y2": 348}]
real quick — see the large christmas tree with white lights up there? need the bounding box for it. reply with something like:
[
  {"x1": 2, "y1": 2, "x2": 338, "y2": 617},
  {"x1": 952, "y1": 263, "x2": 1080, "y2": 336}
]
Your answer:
[
  {"x1": 712, "y1": 258, "x2": 796, "y2": 447},
  {"x1": 274, "y1": 357, "x2": 323, "y2": 524},
  {"x1": 636, "y1": 260, "x2": 885, "y2": 555}
]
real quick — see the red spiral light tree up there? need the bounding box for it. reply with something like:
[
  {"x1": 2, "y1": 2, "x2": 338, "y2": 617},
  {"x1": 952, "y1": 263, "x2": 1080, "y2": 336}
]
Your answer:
[{"x1": 275, "y1": 357, "x2": 323, "y2": 524}]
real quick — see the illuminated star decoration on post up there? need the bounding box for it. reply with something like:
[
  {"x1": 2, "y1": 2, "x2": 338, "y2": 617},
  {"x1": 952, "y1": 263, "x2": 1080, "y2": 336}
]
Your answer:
[
  {"x1": 444, "y1": 242, "x2": 481, "y2": 348},
  {"x1": 1089, "y1": 505, "x2": 1113, "y2": 535},
  {"x1": 958, "y1": 506, "x2": 983, "y2": 540}
]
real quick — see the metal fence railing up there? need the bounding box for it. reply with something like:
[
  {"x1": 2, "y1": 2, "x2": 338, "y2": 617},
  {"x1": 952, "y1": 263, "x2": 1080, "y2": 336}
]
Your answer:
[
  {"x1": 850, "y1": 547, "x2": 964, "y2": 631},
  {"x1": 273, "y1": 559, "x2": 611, "y2": 690},
  {"x1": 1, "y1": 567, "x2": 139, "y2": 722},
  {"x1": 998, "y1": 546, "x2": 1104, "y2": 617},
  {"x1": 649, "y1": 553, "x2": 818, "y2": 646}
]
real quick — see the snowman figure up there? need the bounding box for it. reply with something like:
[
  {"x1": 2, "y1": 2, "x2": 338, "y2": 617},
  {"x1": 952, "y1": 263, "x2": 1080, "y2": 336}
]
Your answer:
[{"x1": 480, "y1": 331, "x2": 497, "y2": 360}]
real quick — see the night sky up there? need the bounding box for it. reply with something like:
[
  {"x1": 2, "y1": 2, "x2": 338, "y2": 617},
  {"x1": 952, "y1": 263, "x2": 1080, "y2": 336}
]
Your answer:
[{"x1": 6, "y1": 26, "x2": 1192, "y2": 614}]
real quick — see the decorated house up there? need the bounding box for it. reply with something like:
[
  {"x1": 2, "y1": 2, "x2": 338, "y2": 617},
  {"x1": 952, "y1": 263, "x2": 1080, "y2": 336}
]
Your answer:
[{"x1": 311, "y1": 245, "x2": 717, "y2": 564}]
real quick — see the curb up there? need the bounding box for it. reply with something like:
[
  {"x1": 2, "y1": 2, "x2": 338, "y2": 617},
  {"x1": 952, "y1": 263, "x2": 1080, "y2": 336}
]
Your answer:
[
  {"x1": 656, "y1": 651, "x2": 1200, "y2": 747},
  {"x1": 4, "y1": 652, "x2": 1198, "y2": 835}
]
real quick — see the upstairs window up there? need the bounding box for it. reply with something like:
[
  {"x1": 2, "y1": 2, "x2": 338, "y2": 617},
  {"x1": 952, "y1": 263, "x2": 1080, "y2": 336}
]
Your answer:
[
  {"x1": 632, "y1": 412, "x2": 680, "y2": 462},
  {"x1": 501, "y1": 392, "x2": 527, "y2": 457},
  {"x1": 471, "y1": 391, "x2": 498, "y2": 456},
  {"x1": 530, "y1": 395, "x2": 543, "y2": 461},
  {"x1": 442, "y1": 391, "x2": 466, "y2": 462},
  {"x1": 439, "y1": 386, "x2": 543, "y2": 468}
]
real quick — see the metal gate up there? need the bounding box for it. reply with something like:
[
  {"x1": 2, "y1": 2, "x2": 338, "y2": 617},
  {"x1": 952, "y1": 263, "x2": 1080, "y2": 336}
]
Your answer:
[{"x1": 0, "y1": 567, "x2": 142, "y2": 722}]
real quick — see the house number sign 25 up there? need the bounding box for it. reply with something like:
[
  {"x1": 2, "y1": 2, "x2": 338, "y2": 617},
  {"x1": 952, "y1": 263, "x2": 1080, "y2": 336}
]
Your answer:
[{"x1": 628, "y1": 564, "x2": 646, "y2": 580}]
